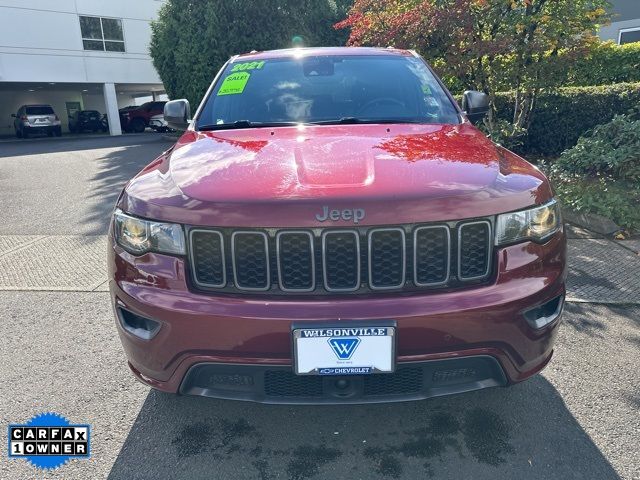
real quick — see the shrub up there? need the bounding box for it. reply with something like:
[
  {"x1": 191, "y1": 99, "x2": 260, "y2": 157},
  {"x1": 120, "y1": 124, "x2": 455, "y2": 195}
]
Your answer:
[
  {"x1": 554, "y1": 115, "x2": 640, "y2": 179},
  {"x1": 549, "y1": 115, "x2": 640, "y2": 231},
  {"x1": 567, "y1": 41, "x2": 640, "y2": 87},
  {"x1": 493, "y1": 82, "x2": 640, "y2": 157}
]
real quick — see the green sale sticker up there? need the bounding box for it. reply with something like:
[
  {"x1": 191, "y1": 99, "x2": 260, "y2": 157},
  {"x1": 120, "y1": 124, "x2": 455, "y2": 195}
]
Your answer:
[{"x1": 217, "y1": 72, "x2": 250, "y2": 96}]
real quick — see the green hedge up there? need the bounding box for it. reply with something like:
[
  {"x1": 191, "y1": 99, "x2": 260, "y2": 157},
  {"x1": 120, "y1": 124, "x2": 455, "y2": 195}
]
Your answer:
[
  {"x1": 567, "y1": 42, "x2": 640, "y2": 87},
  {"x1": 443, "y1": 42, "x2": 640, "y2": 95},
  {"x1": 549, "y1": 114, "x2": 640, "y2": 231},
  {"x1": 494, "y1": 82, "x2": 640, "y2": 157}
]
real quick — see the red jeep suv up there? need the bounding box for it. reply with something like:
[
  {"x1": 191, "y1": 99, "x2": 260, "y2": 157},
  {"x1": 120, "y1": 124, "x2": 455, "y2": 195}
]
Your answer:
[
  {"x1": 119, "y1": 101, "x2": 167, "y2": 133},
  {"x1": 109, "y1": 47, "x2": 566, "y2": 404}
]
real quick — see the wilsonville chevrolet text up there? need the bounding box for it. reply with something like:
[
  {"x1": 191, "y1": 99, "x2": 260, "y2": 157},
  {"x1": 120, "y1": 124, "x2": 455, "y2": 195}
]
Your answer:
[{"x1": 109, "y1": 47, "x2": 566, "y2": 404}]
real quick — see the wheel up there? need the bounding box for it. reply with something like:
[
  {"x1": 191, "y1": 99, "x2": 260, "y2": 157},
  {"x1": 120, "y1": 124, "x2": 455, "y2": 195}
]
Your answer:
[
  {"x1": 22, "y1": 128, "x2": 29, "y2": 139},
  {"x1": 15, "y1": 128, "x2": 22, "y2": 139},
  {"x1": 130, "y1": 118, "x2": 146, "y2": 133},
  {"x1": 54, "y1": 127, "x2": 62, "y2": 137},
  {"x1": 47, "y1": 130, "x2": 53, "y2": 137}
]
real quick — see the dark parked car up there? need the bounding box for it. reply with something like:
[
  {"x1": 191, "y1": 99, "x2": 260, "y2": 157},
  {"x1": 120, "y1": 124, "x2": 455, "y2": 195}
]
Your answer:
[
  {"x1": 110, "y1": 47, "x2": 566, "y2": 404},
  {"x1": 12, "y1": 105, "x2": 62, "y2": 138},
  {"x1": 68, "y1": 110, "x2": 106, "y2": 133},
  {"x1": 119, "y1": 101, "x2": 166, "y2": 133}
]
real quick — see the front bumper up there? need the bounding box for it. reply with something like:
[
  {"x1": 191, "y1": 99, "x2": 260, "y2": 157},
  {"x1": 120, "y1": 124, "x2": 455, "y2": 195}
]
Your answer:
[
  {"x1": 109, "y1": 230, "x2": 566, "y2": 403},
  {"x1": 175, "y1": 356, "x2": 507, "y2": 404}
]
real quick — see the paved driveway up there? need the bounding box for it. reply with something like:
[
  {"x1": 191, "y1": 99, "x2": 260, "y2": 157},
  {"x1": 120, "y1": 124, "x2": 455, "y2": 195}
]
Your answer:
[{"x1": 0, "y1": 137, "x2": 638, "y2": 479}]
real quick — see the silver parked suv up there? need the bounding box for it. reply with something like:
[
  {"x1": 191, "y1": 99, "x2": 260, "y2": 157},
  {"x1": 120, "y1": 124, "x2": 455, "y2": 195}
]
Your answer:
[{"x1": 12, "y1": 104, "x2": 62, "y2": 138}]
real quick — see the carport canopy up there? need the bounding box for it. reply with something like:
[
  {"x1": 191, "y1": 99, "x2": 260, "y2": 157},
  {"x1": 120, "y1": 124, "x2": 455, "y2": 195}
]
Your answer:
[{"x1": 0, "y1": 81, "x2": 166, "y2": 137}]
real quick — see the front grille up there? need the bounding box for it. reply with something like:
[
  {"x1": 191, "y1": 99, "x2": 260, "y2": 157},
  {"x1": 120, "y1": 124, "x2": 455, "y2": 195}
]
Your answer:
[
  {"x1": 190, "y1": 230, "x2": 225, "y2": 287},
  {"x1": 232, "y1": 232, "x2": 269, "y2": 290},
  {"x1": 458, "y1": 221, "x2": 491, "y2": 280},
  {"x1": 188, "y1": 220, "x2": 493, "y2": 295},
  {"x1": 363, "y1": 367, "x2": 423, "y2": 395},
  {"x1": 369, "y1": 228, "x2": 405, "y2": 289},
  {"x1": 414, "y1": 226, "x2": 449, "y2": 286},
  {"x1": 264, "y1": 371, "x2": 323, "y2": 397},
  {"x1": 263, "y1": 368, "x2": 423, "y2": 398},
  {"x1": 323, "y1": 230, "x2": 360, "y2": 291},
  {"x1": 277, "y1": 231, "x2": 315, "y2": 291}
]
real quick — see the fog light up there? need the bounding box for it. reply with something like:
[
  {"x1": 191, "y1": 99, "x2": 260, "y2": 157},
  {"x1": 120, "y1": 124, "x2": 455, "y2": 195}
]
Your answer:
[
  {"x1": 523, "y1": 295, "x2": 564, "y2": 329},
  {"x1": 117, "y1": 307, "x2": 161, "y2": 340}
]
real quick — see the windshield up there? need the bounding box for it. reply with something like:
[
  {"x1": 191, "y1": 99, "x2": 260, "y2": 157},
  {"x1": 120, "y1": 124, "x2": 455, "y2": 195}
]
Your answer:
[
  {"x1": 26, "y1": 106, "x2": 54, "y2": 115},
  {"x1": 197, "y1": 55, "x2": 460, "y2": 129}
]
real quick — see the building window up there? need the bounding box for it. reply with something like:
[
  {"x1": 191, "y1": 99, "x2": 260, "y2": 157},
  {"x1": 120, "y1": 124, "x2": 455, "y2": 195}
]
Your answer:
[
  {"x1": 619, "y1": 27, "x2": 640, "y2": 45},
  {"x1": 80, "y1": 16, "x2": 125, "y2": 52}
]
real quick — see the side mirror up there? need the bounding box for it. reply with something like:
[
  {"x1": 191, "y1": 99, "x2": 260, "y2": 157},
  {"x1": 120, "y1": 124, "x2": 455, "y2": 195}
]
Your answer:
[
  {"x1": 164, "y1": 99, "x2": 191, "y2": 131},
  {"x1": 11, "y1": 113, "x2": 16, "y2": 118},
  {"x1": 461, "y1": 90, "x2": 490, "y2": 125}
]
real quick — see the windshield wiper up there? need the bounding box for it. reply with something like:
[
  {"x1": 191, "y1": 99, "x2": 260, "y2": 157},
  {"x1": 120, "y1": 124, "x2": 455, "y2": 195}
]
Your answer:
[
  {"x1": 309, "y1": 117, "x2": 425, "y2": 126},
  {"x1": 198, "y1": 120, "x2": 299, "y2": 131},
  {"x1": 198, "y1": 117, "x2": 428, "y2": 131}
]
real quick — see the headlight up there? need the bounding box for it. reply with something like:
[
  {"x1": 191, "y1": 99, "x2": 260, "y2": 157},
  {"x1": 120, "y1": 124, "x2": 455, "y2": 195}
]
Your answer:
[
  {"x1": 113, "y1": 209, "x2": 185, "y2": 255},
  {"x1": 495, "y1": 199, "x2": 561, "y2": 245}
]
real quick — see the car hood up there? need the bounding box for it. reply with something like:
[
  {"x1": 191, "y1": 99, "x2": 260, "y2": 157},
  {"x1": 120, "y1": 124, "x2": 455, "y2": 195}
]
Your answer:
[{"x1": 121, "y1": 123, "x2": 552, "y2": 227}]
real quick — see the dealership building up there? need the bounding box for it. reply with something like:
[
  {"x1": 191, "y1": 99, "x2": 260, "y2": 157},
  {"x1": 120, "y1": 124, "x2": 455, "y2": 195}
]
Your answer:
[
  {"x1": 0, "y1": 0, "x2": 166, "y2": 136},
  {"x1": 599, "y1": 0, "x2": 640, "y2": 44}
]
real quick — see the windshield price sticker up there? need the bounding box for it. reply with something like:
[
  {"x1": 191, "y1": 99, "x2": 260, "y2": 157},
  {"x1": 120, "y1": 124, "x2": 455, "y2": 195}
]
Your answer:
[{"x1": 217, "y1": 71, "x2": 250, "y2": 96}]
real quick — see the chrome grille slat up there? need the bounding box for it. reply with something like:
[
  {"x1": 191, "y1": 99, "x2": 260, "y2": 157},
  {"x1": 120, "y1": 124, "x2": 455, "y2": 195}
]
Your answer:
[
  {"x1": 322, "y1": 230, "x2": 360, "y2": 292},
  {"x1": 276, "y1": 231, "x2": 315, "y2": 292},
  {"x1": 458, "y1": 221, "x2": 492, "y2": 281},
  {"x1": 189, "y1": 229, "x2": 226, "y2": 287},
  {"x1": 189, "y1": 220, "x2": 492, "y2": 294},
  {"x1": 413, "y1": 226, "x2": 450, "y2": 286},
  {"x1": 231, "y1": 231, "x2": 270, "y2": 291},
  {"x1": 368, "y1": 228, "x2": 406, "y2": 290}
]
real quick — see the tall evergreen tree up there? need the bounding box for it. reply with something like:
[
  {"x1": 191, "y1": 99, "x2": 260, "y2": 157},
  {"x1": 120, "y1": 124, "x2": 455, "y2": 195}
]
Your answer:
[{"x1": 150, "y1": 0, "x2": 350, "y2": 108}]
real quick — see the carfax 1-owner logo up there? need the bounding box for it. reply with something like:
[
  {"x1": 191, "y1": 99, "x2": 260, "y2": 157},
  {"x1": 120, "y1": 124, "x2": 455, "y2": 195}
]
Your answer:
[{"x1": 8, "y1": 412, "x2": 90, "y2": 470}]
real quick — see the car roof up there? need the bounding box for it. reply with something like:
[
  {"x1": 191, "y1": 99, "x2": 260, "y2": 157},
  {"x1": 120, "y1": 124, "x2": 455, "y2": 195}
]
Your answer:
[{"x1": 233, "y1": 46, "x2": 415, "y2": 61}]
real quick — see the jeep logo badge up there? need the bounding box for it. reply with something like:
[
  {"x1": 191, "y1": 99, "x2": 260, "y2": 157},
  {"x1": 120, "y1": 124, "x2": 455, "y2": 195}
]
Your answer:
[{"x1": 315, "y1": 206, "x2": 365, "y2": 224}]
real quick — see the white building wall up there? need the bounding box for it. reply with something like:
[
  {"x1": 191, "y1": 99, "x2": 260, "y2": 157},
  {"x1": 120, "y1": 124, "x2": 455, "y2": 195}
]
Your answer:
[
  {"x1": 0, "y1": 0, "x2": 166, "y2": 136},
  {"x1": 0, "y1": 0, "x2": 164, "y2": 84},
  {"x1": 599, "y1": 19, "x2": 640, "y2": 43}
]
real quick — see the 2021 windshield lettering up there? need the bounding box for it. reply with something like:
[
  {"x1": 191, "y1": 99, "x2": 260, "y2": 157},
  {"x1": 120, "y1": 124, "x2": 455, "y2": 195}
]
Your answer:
[{"x1": 231, "y1": 61, "x2": 265, "y2": 72}]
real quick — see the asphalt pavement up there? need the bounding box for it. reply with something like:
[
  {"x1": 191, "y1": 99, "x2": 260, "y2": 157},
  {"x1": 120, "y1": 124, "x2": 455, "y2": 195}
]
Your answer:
[{"x1": 0, "y1": 136, "x2": 638, "y2": 480}]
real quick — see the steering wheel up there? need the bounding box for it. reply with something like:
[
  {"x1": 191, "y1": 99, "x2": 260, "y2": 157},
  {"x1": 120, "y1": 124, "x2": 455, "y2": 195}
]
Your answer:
[{"x1": 357, "y1": 97, "x2": 405, "y2": 116}]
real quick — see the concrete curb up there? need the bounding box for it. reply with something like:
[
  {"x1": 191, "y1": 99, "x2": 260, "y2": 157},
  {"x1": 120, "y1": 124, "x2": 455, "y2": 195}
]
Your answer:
[{"x1": 562, "y1": 209, "x2": 620, "y2": 236}]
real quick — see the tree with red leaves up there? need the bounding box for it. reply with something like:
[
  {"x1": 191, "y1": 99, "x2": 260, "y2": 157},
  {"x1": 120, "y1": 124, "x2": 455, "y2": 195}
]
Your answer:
[{"x1": 336, "y1": 0, "x2": 610, "y2": 144}]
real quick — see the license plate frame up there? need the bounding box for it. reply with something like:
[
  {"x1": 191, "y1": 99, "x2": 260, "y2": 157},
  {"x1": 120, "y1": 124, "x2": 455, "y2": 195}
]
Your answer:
[{"x1": 292, "y1": 321, "x2": 396, "y2": 376}]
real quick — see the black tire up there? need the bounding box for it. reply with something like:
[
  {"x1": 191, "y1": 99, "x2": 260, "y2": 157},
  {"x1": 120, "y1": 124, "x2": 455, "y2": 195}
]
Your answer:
[
  {"x1": 131, "y1": 118, "x2": 146, "y2": 133},
  {"x1": 54, "y1": 127, "x2": 62, "y2": 137},
  {"x1": 22, "y1": 128, "x2": 29, "y2": 139},
  {"x1": 15, "y1": 128, "x2": 22, "y2": 139}
]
